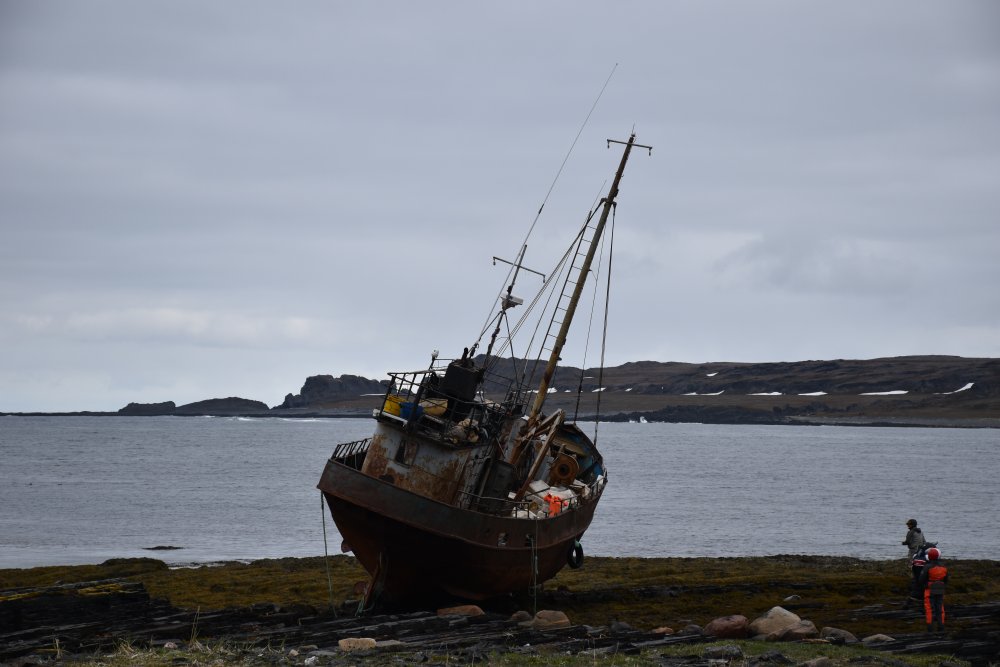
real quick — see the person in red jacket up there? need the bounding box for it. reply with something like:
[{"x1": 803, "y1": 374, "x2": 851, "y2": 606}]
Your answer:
[{"x1": 918, "y1": 547, "x2": 949, "y2": 632}]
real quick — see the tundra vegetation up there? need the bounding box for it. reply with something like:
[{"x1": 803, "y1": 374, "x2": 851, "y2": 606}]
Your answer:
[{"x1": 3, "y1": 554, "x2": 997, "y2": 665}]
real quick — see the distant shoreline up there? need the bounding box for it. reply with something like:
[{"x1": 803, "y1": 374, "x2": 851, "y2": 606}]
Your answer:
[
  {"x1": 3, "y1": 410, "x2": 998, "y2": 428},
  {"x1": 6, "y1": 355, "x2": 997, "y2": 426}
]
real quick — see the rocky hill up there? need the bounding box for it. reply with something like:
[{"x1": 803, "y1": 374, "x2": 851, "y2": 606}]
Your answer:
[
  {"x1": 265, "y1": 355, "x2": 1000, "y2": 426},
  {"x1": 275, "y1": 374, "x2": 388, "y2": 410},
  {"x1": 516, "y1": 355, "x2": 1000, "y2": 426},
  {"x1": 25, "y1": 355, "x2": 994, "y2": 426},
  {"x1": 117, "y1": 397, "x2": 269, "y2": 417}
]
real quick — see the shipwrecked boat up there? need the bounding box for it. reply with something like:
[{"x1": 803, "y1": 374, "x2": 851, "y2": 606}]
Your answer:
[{"x1": 318, "y1": 133, "x2": 650, "y2": 607}]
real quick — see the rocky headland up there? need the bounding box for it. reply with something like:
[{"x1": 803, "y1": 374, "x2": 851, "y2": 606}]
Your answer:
[{"x1": 5, "y1": 355, "x2": 999, "y2": 426}]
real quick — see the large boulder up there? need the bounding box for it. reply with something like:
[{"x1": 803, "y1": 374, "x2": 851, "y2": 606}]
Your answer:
[
  {"x1": 777, "y1": 620, "x2": 819, "y2": 641},
  {"x1": 749, "y1": 607, "x2": 801, "y2": 638},
  {"x1": 703, "y1": 614, "x2": 749, "y2": 639}
]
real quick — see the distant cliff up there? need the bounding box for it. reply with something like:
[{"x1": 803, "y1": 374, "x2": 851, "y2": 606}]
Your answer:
[{"x1": 276, "y1": 374, "x2": 387, "y2": 410}]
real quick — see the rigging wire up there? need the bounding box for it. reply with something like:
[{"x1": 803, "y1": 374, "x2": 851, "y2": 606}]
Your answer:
[
  {"x1": 524, "y1": 63, "x2": 617, "y2": 242},
  {"x1": 572, "y1": 230, "x2": 608, "y2": 423},
  {"x1": 592, "y1": 204, "x2": 617, "y2": 446},
  {"x1": 481, "y1": 230, "x2": 578, "y2": 374},
  {"x1": 476, "y1": 64, "x2": 618, "y2": 343},
  {"x1": 482, "y1": 219, "x2": 582, "y2": 374},
  {"x1": 513, "y1": 183, "x2": 606, "y2": 389}
]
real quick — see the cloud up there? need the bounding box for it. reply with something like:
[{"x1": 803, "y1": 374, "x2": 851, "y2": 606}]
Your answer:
[
  {"x1": 5, "y1": 307, "x2": 319, "y2": 348},
  {"x1": 1, "y1": 1, "x2": 998, "y2": 410}
]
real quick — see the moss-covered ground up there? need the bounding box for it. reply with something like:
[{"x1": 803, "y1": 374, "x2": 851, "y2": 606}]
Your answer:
[{"x1": 3, "y1": 555, "x2": 997, "y2": 665}]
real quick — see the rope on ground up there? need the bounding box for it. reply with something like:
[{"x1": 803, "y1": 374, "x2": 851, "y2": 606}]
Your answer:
[{"x1": 319, "y1": 492, "x2": 337, "y2": 616}]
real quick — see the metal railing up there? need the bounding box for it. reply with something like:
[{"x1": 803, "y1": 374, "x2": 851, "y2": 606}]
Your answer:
[
  {"x1": 332, "y1": 438, "x2": 371, "y2": 461},
  {"x1": 457, "y1": 474, "x2": 607, "y2": 518},
  {"x1": 374, "y1": 365, "x2": 520, "y2": 447}
]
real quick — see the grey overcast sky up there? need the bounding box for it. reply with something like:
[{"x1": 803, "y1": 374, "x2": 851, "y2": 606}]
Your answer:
[{"x1": 2, "y1": 2, "x2": 999, "y2": 412}]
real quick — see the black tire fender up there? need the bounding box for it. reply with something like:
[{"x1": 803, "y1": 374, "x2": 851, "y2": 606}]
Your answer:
[{"x1": 567, "y1": 540, "x2": 584, "y2": 569}]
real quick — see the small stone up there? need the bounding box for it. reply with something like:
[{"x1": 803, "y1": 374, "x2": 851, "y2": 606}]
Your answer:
[
  {"x1": 510, "y1": 610, "x2": 533, "y2": 622},
  {"x1": 532, "y1": 609, "x2": 571, "y2": 630},
  {"x1": 798, "y1": 658, "x2": 833, "y2": 667},
  {"x1": 704, "y1": 644, "x2": 744, "y2": 660},
  {"x1": 861, "y1": 633, "x2": 895, "y2": 645},
  {"x1": 651, "y1": 626, "x2": 674, "y2": 635},
  {"x1": 703, "y1": 614, "x2": 749, "y2": 639},
  {"x1": 437, "y1": 604, "x2": 484, "y2": 617},
  {"x1": 338, "y1": 637, "x2": 377, "y2": 651},
  {"x1": 757, "y1": 650, "x2": 793, "y2": 664},
  {"x1": 819, "y1": 627, "x2": 858, "y2": 644},
  {"x1": 303, "y1": 657, "x2": 318, "y2": 666}
]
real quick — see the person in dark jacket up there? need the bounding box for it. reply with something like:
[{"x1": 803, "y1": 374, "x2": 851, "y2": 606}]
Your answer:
[
  {"x1": 902, "y1": 519, "x2": 927, "y2": 602},
  {"x1": 902, "y1": 519, "x2": 925, "y2": 561},
  {"x1": 918, "y1": 547, "x2": 949, "y2": 632}
]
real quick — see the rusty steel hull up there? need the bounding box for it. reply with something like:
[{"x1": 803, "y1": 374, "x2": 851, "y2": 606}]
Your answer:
[{"x1": 318, "y1": 458, "x2": 600, "y2": 603}]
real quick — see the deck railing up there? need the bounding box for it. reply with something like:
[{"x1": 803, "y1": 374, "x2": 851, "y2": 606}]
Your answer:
[
  {"x1": 456, "y1": 473, "x2": 607, "y2": 518},
  {"x1": 331, "y1": 438, "x2": 371, "y2": 470}
]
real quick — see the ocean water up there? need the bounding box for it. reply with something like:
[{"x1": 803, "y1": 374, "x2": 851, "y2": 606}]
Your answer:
[{"x1": 1, "y1": 416, "x2": 997, "y2": 569}]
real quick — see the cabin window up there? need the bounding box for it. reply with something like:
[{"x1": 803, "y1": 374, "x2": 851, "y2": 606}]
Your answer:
[
  {"x1": 497, "y1": 532, "x2": 507, "y2": 547},
  {"x1": 394, "y1": 439, "x2": 418, "y2": 466}
]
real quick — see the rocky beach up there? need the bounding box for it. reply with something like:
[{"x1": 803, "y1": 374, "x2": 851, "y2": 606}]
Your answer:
[{"x1": 3, "y1": 555, "x2": 999, "y2": 666}]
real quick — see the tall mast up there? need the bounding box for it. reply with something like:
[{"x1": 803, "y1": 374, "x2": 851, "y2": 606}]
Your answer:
[{"x1": 526, "y1": 132, "x2": 650, "y2": 424}]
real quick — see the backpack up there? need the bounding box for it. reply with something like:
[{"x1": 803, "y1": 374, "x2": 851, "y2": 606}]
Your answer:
[{"x1": 911, "y1": 541, "x2": 937, "y2": 568}]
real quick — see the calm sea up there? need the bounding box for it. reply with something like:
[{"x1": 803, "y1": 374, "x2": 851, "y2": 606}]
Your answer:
[{"x1": 1, "y1": 416, "x2": 997, "y2": 569}]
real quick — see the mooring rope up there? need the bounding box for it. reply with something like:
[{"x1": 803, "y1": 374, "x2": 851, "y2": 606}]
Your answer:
[
  {"x1": 319, "y1": 492, "x2": 337, "y2": 616},
  {"x1": 531, "y1": 519, "x2": 540, "y2": 616}
]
